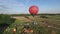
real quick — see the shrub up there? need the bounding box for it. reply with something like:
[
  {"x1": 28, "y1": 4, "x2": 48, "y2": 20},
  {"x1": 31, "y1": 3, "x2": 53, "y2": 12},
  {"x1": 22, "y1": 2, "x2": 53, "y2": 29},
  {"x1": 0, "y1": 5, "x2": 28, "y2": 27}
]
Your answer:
[{"x1": 40, "y1": 15, "x2": 48, "y2": 18}]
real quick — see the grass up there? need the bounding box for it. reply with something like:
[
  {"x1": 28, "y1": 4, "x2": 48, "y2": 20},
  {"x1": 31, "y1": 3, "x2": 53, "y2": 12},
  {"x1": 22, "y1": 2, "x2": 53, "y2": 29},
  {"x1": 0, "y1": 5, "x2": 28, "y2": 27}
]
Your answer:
[{"x1": 2, "y1": 14, "x2": 60, "y2": 34}]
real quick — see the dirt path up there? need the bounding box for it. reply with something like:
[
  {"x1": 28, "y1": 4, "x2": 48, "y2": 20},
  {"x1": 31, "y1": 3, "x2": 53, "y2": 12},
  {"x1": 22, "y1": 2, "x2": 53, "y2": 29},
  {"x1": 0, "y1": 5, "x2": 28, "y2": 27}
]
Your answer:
[{"x1": 13, "y1": 16, "x2": 33, "y2": 22}]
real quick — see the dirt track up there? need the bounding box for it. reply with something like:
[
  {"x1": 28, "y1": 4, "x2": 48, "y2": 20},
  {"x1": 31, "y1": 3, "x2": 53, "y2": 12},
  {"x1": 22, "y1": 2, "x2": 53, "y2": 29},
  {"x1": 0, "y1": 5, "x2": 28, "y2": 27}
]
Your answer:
[{"x1": 13, "y1": 16, "x2": 33, "y2": 22}]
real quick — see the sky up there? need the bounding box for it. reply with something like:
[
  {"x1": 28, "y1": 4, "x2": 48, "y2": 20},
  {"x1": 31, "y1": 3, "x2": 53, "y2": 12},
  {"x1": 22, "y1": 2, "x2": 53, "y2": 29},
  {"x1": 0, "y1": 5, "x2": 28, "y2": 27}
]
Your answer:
[{"x1": 0, "y1": 0, "x2": 60, "y2": 14}]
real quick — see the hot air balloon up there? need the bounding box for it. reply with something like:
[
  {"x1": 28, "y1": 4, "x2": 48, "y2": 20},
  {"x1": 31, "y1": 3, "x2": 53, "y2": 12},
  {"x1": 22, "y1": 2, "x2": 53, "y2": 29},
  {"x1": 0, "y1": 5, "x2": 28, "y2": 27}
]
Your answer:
[
  {"x1": 29, "y1": 6, "x2": 39, "y2": 17},
  {"x1": 29, "y1": 6, "x2": 39, "y2": 34}
]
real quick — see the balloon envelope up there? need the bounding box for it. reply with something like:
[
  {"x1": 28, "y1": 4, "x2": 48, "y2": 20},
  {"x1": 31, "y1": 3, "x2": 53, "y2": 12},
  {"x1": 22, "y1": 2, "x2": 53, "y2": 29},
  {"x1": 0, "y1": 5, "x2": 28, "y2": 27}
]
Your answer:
[{"x1": 29, "y1": 6, "x2": 39, "y2": 15}]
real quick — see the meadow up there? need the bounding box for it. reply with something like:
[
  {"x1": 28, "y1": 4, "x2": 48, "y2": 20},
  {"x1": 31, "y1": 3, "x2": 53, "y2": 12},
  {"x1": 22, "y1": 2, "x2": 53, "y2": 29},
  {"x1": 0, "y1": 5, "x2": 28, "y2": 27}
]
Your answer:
[{"x1": 0, "y1": 14, "x2": 60, "y2": 34}]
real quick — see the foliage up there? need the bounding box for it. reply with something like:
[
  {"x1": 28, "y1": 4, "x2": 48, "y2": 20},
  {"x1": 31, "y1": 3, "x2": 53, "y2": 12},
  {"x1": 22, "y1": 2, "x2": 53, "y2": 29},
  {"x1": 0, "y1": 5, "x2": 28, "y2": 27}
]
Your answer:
[{"x1": 0, "y1": 14, "x2": 16, "y2": 25}]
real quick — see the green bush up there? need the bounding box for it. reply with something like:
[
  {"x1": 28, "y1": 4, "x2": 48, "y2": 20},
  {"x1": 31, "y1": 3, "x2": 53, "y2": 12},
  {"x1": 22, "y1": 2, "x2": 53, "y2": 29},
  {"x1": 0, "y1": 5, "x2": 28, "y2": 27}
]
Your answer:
[{"x1": 0, "y1": 14, "x2": 11, "y2": 24}]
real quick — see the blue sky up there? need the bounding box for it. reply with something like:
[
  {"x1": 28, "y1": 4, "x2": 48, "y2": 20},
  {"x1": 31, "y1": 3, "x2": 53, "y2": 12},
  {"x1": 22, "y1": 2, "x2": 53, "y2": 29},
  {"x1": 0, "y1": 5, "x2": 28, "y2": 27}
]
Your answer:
[{"x1": 0, "y1": 0, "x2": 60, "y2": 14}]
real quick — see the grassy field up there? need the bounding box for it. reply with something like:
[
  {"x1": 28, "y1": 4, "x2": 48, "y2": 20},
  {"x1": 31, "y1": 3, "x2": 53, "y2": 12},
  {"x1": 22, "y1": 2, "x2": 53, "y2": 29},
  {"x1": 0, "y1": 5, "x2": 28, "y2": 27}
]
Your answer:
[{"x1": 2, "y1": 14, "x2": 60, "y2": 34}]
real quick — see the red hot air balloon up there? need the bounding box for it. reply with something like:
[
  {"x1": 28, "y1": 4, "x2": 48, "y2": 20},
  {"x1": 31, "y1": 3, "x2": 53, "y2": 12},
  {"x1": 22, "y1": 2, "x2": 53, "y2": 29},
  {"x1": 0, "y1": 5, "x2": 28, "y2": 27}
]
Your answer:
[{"x1": 29, "y1": 6, "x2": 39, "y2": 16}]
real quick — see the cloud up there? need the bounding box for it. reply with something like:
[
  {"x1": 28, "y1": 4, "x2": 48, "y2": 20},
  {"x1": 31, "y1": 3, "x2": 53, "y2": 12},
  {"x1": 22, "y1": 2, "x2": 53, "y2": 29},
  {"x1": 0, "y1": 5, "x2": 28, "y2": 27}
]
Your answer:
[
  {"x1": 0, "y1": 0, "x2": 26, "y2": 14},
  {"x1": 0, "y1": 4, "x2": 9, "y2": 13},
  {"x1": 25, "y1": 0, "x2": 31, "y2": 2},
  {"x1": 0, "y1": 5, "x2": 9, "y2": 9},
  {"x1": 0, "y1": 0, "x2": 25, "y2": 7},
  {"x1": 19, "y1": 3, "x2": 25, "y2": 7},
  {"x1": 13, "y1": 2, "x2": 25, "y2": 7}
]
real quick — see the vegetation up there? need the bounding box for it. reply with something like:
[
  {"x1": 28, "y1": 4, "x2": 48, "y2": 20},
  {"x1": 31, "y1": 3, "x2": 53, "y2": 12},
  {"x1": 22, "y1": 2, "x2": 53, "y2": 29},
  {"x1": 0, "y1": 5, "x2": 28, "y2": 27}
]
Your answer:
[
  {"x1": 0, "y1": 14, "x2": 16, "y2": 34},
  {"x1": 0, "y1": 14, "x2": 60, "y2": 34}
]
